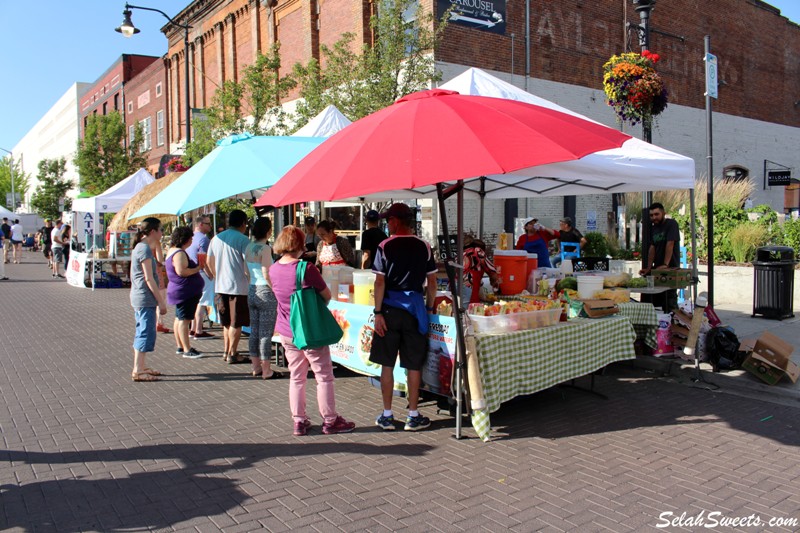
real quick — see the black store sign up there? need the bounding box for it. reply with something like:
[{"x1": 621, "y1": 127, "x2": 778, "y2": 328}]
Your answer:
[
  {"x1": 768, "y1": 170, "x2": 792, "y2": 186},
  {"x1": 437, "y1": 0, "x2": 507, "y2": 35}
]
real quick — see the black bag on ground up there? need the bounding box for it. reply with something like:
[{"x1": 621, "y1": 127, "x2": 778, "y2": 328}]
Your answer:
[{"x1": 705, "y1": 326, "x2": 747, "y2": 372}]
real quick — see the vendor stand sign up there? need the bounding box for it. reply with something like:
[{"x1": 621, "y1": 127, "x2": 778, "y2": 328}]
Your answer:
[
  {"x1": 66, "y1": 252, "x2": 89, "y2": 288},
  {"x1": 327, "y1": 301, "x2": 456, "y2": 394}
]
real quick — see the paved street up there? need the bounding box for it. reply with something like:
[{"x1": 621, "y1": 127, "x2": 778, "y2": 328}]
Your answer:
[{"x1": 2, "y1": 256, "x2": 800, "y2": 532}]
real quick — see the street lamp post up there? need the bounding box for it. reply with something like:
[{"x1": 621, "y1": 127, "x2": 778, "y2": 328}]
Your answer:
[
  {"x1": 0, "y1": 147, "x2": 16, "y2": 212},
  {"x1": 116, "y1": 3, "x2": 192, "y2": 145},
  {"x1": 630, "y1": 0, "x2": 655, "y2": 271}
]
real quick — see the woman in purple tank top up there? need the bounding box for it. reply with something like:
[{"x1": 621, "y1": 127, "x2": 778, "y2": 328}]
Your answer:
[{"x1": 166, "y1": 227, "x2": 205, "y2": 358}]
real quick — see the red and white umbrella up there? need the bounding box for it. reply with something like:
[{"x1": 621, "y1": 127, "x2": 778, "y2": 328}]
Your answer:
[{"x1": 256, "y1": 89, "x2": 631, "y2": 207}]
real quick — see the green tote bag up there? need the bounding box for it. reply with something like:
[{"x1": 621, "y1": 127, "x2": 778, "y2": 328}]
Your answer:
[{"x1": 289, "y1": 261, "x2": 343, "y2": 349}]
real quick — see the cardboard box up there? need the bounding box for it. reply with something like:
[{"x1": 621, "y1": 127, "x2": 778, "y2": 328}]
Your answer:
[
  {"x1": 652, "y1": 268, "x2": 692, "y2": 289},
  {"x1": 740, "y1": 332, "x2": 800, "y2": 385},
  {"x1": 580, "y1": 299, "x2": 619, "y2": 318}
]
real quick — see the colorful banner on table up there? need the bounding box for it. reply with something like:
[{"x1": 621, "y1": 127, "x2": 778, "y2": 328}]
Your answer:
[
  {"x1": 327, "y1": 301, "x2": 457, "y2": 394},
  {"x1": 66, "y1": 252, "x2": 88, "y2": 288}
]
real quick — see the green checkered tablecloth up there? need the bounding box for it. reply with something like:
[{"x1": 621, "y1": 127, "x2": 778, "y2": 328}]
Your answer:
[
  {"x1": 617, "y1": 302, "x2": 658, "y2": 349},
  {"x1": 473, "y1": 316, "x2": 636, "y2": 414}
]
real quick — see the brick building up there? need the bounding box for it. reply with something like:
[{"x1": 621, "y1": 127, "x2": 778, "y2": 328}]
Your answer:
[
  {"x1": 123, "y1": 58, "x2": 171, "y2": 176},
  {"x1": 78, "y1": 54, "x2": 160, "y2": 140},
  {"x1": 160, "y1": 0, "x2": 800, "y2": 234}
]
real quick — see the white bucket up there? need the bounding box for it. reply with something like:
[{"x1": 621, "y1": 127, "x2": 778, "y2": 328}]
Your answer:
[{"x1": 577, "y1": 276, "x2": 604, "y2": 299}]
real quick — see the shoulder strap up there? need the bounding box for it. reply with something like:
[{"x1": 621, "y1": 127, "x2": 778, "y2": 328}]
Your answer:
[{"x1": 295, "y1": 260, "x2": 307, "y2": 291}]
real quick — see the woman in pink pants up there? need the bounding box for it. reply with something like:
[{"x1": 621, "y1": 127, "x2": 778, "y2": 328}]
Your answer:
[{"x1": 269, "y1": 225, "x2": 355, "y2": 437}]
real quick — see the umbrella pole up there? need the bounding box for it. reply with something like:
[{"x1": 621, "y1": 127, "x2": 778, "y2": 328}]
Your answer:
[
  {"x1": 436, "y1": 182, "x2": 468, "y2": 440},
  {"x1": 478, "y1": 177, "x2": 486, "y2": 240}
]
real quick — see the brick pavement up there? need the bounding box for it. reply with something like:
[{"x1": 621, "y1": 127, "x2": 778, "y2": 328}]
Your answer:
[{"x1": 2, "y1": 256, "x2": 800, "y2": 532}]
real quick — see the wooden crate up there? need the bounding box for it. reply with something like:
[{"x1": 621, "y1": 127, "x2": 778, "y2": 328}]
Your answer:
[{"x1": 652, "y1": 268, "x2": 691, "y2": 289}]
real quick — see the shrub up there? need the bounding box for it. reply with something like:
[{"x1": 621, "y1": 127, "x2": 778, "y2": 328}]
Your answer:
[
  {"x1": 729, "y1": 224, "x2": 769, "y2": 263},
  {"x1": 783, "y1": 217, "x2": 800, "y2": 253},
  {"x1": 584, "y1": 232, "x2": 609, "y2": 257}
]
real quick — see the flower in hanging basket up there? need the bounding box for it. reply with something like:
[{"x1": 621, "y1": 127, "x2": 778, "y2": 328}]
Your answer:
[
  {"x1": 603, "y1": 50, "x2": 668, "y2": 126},
  {"x1": 166, "y1": 156, "x2": 190, "y2": 172}
]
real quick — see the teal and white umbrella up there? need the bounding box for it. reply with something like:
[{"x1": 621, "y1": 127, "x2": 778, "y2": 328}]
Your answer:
[{"x1": 131, "y1": 133, "x2": 325, "y2": 218}]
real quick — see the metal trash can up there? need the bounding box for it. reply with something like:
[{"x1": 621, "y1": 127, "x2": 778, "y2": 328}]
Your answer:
[{"x1": 752, "y1": 246, "x2": 797, "y2": 319}]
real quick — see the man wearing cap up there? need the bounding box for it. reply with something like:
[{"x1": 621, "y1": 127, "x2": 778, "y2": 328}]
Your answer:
[
  {"x1": 515, "y1": 218, "x2": 558, "y2": 268},
  {"x1": 370, "y1": 203, "x2": 437, "y2": 432},
  {"x1": 360, "y1": 210, "x2": 387, "y2": 269},
  {"x1": 552, "y1": 217, "x2": 587, "y2": 267}
]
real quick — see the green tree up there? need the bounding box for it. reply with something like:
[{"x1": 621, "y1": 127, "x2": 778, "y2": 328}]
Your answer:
[
  {"x1": 0, "y1": 155, "x2": 30, "y2": 210},
  {"x1": 30, "y1": 158, "x2": 73, "y2": 220},
  {"x1": 243, "y1": 44, "x2": 296, "y2": 135},
  {"x1": 74, "y1": 112, "x2": 148, "y2": 195},
  {"x1": 184, "y1": 45, "x2": 296, "y2": 165},
  {"x1": 292, "y1": 0, "x2": 449, "y2": 126}
]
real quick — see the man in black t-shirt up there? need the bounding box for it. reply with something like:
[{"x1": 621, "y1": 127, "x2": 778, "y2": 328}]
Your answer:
[
  {"x1": 640, "y1": 202, "x2": 680, "y2": 310},
  {"x1": 360, "y1": 210, "x2": 387, "y2": 269},
  {"x1": 40, "y1": 220, "x2": 53, "y2": 265},
  {"x1": 369, "y1": 203, "x2": 437, "y2": 432},
  {"x1": 552, "y1": 216, "x2": 587, "y2": 267},
  {"x1": 1, "y1": 218, "x2": 11, "y2": 264}
]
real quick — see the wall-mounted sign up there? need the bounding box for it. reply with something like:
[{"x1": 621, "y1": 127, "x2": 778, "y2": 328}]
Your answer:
[
  {"x1": 767, "y1": 170, "x2": 792, "y2": 187},
  {"x1": 437, "y1": 0, "x2": 506, "y2": 35}
]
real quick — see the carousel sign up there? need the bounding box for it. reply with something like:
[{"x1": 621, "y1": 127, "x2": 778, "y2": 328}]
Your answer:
[{"x1": 438, "y1": 0, "x2": 506, "y2": 34}]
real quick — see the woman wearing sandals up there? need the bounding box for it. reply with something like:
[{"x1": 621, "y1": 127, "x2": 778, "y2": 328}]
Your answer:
[
  {"x1": 245, "y1": 217, "x2": 283, "y2": 379},
  {"x1": 165, "y1": 227, "x2": 205, "y2": 359},
  {"x1": 130, "y1": 217, "x2": 167, "y2": 382},
  {"x1": 270, "y1": 226, "x2": 355, "y2": 436}
]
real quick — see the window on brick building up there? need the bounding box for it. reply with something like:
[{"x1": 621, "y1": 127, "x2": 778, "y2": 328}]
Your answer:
[
  {"x1": 114, "y1": 94, "x2": 119, "y2": 111},
  {"x1": 102, "y1": 102, "x2": 107, "y2": 115},
  {"x1": 140, "y1": 117, "x2": 152, "y2": 152},
  {"x1": 129, "y1": 125, "x2": 135, "y2": 148},
  {"x1": 723, "y1": 165, "x2": 749, "y2": 182},
  {"x1": 156, "y1": 110, "x2": 165, "y2": 146},
  {"x1": 156, "y1": 83, "x2": 162, "y2": 97},
  {"x1": 376, "y1": 0, "x2": 419, "y2": 54},
  {"x1": 128, "y1": 101, "x2": 133, "y2": 114}
]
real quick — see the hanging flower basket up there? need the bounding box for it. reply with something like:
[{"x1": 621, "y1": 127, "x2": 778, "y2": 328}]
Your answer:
[
  {"x1": 166, "y1": 156, "x2": 190, "y2": 173},
  {"x1": 602, "y1": 50, "x2": 668, "y2": 126}
]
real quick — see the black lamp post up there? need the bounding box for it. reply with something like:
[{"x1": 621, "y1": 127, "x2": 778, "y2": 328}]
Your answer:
[
  {"x1": 116, "y1": 3, "x2": 192, "y2": 145},
  {"x1": 630, "y1": 0, "x2": 655, "y2": 270}
]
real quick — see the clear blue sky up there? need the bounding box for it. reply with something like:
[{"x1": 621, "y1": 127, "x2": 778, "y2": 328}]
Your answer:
[{"x1": 1, "y1": 0, "x2": 799, "y2": 152}]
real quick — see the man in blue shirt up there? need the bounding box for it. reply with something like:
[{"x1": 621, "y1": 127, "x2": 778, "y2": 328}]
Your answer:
[
  {"x1": 186, "y1": 214, "x2": 215, "y2": 339},
  {"x1": 369, "y1": 203, "x2": 437, "y2": 431},
  {"x1": 207, "y1": 210, "x2": 251, "y2": 362}
]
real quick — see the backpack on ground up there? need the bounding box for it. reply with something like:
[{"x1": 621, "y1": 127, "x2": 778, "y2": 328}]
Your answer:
[{"x1": 705, "y1": 326, "x2": 747, "y2": 372}]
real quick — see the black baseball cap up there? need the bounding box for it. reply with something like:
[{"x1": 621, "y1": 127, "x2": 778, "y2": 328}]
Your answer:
[{"x1": 380, "y1": 203, "x2": 412, "y2": 219}]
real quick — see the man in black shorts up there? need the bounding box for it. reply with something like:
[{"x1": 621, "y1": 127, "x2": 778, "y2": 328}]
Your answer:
[
  {"x1": 40, "y1": 220, "x2": 53, "y2": 267},
  {"x1": 369, "y1": 203, "x2": 437, "y2": 431}
]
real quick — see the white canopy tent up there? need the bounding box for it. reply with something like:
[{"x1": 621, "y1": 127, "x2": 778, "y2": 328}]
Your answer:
[
  {"x1": 0, "y1": 206, "x2": 15, "y2": 220},
  {"x1": 72, "y1": 168, "x2": 155, "y2": 214},
  {"x1": 328, "y1": 68, "x2": 694, "y2": 201},
  {"x1": 71, "y1": 168, "x2": 155, "y2": 249},
  {"x1": 292, "y1": 105, "x2": 352, "y2": 138}
]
